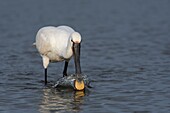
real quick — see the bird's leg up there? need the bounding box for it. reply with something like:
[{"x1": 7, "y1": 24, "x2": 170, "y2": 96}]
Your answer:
[
  {"x1": 63, "y1": 61, "x2": 68, "y2": 77},
  {"x1": 42, "y1": 56, "x2": 49, "y2": 85},
  {"x1": 45, "y1": 68, "x2": 47, "y2": 85}
]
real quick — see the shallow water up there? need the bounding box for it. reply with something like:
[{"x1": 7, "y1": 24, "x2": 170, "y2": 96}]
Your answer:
[{"x1": 0, "y1": 0, "x2": 170, "y2": 113}]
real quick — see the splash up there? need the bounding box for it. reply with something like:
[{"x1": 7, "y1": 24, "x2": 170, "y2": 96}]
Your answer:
[{"x1": 53, "y1": 74, "x2": 91, "y2": 90}]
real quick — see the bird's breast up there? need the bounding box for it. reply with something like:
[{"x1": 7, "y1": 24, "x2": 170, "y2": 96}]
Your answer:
[
  {"x1": 46, "y1": 51, "x2": 64, "y2": 62},
  {"x1": 46, "y1": 49, "x2": 73, "y2": 62}
]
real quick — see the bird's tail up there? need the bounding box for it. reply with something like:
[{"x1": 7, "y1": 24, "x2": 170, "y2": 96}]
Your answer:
[{"x1": 32, "y1": 42, "x2": 36, "y2": 47}]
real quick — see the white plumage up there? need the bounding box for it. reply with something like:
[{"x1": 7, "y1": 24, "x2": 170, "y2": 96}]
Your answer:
[
  {"x1": 35, "y1": 26, "x2": 81, "y2": 69},
  {"x1": 35, "y1": 25, "x2": 83, "y2": 88}
]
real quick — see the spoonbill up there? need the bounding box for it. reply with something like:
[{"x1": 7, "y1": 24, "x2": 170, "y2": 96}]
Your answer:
[{"x1": 35, "y1": 25, "x2": 84, "y2": 90}]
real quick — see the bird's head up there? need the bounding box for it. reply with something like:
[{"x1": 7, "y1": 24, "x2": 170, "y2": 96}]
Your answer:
[
  {"x1": 71, "y1": 32, "x2": 82, "y2": 44},
  {"x1": 71, "y1": 32, "x2": 82, "y2": 76}
]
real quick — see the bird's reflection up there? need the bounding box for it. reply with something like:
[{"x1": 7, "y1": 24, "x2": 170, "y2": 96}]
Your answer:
[{"x1": 39, "y1": 87, "x2": 88, "y2": 113}]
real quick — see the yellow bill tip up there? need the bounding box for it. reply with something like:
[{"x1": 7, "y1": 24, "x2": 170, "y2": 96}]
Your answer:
[{"x1": 74, "y1": 80, "x2": 85, "y2": 91}]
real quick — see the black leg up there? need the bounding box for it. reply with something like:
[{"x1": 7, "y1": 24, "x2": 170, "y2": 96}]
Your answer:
[
  {"x1": 45, "y1": 68, "x2": 47, "y2": 85},
  {"x1": 63, "y1": 61, "x2": 68, "y2": 77}
]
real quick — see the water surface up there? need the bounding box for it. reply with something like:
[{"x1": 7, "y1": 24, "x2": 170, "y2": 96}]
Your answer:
[{"x1": 0, "y1": 0, "x2": 170, "y2": 113}]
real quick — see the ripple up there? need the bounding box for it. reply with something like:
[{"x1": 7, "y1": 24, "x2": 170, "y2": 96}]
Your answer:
[{"x1": 0, "y1": 0, "x2": 170, "y2": 113}]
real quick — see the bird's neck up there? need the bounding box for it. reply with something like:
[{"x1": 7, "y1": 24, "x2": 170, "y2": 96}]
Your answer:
[{"x1": 63, "y1": 39, "x2": 73, "y2": 59}]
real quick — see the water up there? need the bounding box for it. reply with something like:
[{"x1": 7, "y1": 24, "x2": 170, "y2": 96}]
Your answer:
[{"x1": 0, "y1": 0, "x2": 170, "y2": 113}]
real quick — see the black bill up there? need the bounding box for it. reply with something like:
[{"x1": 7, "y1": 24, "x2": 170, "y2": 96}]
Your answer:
[{"x1": 73, "y1": 43, "x2": 81, "y2": 75}]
